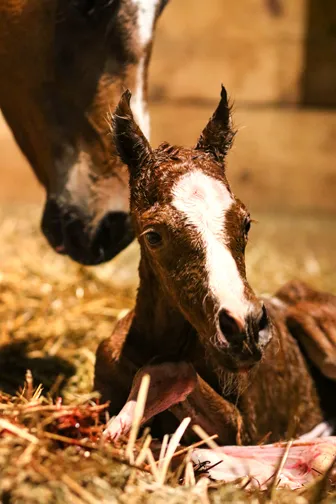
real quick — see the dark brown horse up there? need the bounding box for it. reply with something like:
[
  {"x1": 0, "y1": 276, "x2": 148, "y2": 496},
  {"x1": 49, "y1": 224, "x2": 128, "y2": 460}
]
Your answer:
[
  {"x1": 0, "y1": 0, "x2": 168, "y2": 264},
  {"x1": 94, "y1": 87, "x2": 336, "y2": 449}
]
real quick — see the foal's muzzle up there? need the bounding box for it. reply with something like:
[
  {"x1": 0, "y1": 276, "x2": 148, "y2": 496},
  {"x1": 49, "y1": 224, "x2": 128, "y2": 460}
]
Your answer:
[
  {"x1": 217, "y1": 304, "x2": 271, "y2": 368},
  {"x1": 41, "y1": 199, "x2": 134, "y2": 265}
]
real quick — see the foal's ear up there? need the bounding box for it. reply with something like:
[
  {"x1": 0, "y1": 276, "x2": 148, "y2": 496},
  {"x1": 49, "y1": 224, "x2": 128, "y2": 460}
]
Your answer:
[
  {"x1": 112, "y1": 89, "x2": 154, "y2": 178},
  {"x1": 196, "y1": 85, "x2": 235, "y2": 161}
]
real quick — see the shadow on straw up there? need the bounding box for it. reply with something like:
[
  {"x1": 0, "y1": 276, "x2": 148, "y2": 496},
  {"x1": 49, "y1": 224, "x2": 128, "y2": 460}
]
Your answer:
[{"x1": 0, "y1": 341, "x2": 75, "y2": 395}]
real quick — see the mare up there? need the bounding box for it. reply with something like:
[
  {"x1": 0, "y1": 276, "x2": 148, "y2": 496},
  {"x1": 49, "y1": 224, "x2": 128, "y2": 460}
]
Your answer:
[
  {"x1": 0, "y1": 0, "x2": 168, "y2": 264},
  {"x1": 94, "y1": 87, "x2": 336, "y2": 445}
]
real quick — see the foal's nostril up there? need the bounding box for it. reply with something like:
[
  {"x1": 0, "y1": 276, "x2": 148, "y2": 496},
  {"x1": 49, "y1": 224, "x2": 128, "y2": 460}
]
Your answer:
[
  {"x1": 256, "y1": 303, "x2": 270, "y2": 346},
  {"x1": 218, "y1": 309, "x2": 244, "y2": 344},
  {"x1": 258, "y1": 304, "x2": 269, "y2": 332}
]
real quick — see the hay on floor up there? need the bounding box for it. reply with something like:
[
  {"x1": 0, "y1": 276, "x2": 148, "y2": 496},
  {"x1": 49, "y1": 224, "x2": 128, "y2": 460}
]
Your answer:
[{"x1": 0, "y1": 205, "x2": 335, "y2": 503}]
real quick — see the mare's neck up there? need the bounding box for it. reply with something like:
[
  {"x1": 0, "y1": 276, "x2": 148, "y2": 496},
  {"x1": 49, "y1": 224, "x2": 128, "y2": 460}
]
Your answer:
[{"x1": 133, "y1": 254, "x2": 198, "y2": 359}]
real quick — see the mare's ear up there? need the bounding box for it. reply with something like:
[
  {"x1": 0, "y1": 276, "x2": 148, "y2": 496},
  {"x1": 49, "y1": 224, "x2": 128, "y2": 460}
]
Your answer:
[
  {"x1": 195, "y1": 85, "x2": 236, "y2": 161},
  {"x1": 112, "y1": 89, "x2": 154, "y2": 178}
]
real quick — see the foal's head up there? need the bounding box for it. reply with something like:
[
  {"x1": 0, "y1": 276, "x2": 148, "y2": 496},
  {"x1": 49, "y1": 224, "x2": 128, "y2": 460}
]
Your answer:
[{"x1": 112, "y1": 87, "x2": 271, "y2": 371}]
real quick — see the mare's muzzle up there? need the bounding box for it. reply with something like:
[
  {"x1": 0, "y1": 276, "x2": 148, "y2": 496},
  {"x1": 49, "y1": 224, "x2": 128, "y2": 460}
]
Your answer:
[{"x1": 41, "y1": 199, "x2": 134, "y2": 265}]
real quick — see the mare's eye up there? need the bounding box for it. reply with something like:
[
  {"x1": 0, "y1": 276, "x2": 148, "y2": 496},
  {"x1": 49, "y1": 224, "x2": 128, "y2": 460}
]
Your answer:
[
  {"x1": 145, "y1": 231, "x2": 162, "y2": 247},
  {"x1": 244, "y1": 218, "x2": 251, "y2": 236}
]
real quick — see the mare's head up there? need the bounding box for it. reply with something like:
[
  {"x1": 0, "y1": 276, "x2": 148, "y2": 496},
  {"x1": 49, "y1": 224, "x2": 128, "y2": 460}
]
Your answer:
[
  {"x1": 0, "y1": 0, "x2": 168, "y2": 264},
  {"x1": 112, "y1": 87, "x2": 272, "y2": 371}
]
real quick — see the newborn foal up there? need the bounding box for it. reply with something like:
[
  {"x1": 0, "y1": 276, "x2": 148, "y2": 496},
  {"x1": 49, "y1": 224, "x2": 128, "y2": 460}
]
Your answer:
[{"x1": 95, "y1": 88, "x2": 336, "y2": 448}]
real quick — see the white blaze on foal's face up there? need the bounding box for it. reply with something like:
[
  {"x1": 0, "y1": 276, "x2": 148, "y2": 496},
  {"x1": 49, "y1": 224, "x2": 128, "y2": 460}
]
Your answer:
[{"x1": 172, "y1": 170, "x2": 248, "y2": 324}]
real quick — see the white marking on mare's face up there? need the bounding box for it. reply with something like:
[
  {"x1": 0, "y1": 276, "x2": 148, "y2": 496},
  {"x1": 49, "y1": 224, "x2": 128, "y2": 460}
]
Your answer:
[
  {"x1": 63, "y1": 150, "x2": 92, "y2": 210},
  {"x1": 130, "y1": 0, "x2": 160, "y2": 139},
  {"x1": 172, "y1": 170, "x2": 249, "y2": 323},
  {"x1": 131, "y1": 58, "x2": 150, "y2": 139},
  {"x1": 64, "y1": 150, "x2": 127, "y2": 226},
  {"x1": 131, "y1": 0, "x2": 158, "y2": 45}
]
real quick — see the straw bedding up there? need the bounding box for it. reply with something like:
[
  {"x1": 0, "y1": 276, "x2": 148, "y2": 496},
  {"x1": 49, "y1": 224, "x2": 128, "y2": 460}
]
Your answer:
[{"x1": 0, "y1": 204, "x2": 335, "y2": 503}]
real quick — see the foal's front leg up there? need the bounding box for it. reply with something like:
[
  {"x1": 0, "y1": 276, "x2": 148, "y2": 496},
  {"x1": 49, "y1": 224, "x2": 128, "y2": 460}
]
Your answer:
[
  {"x1": 170, "y1": 375, "x2": 245, "y2": 445},
  {"x1": 102, "y1": 361, "x2": 198, "y2": 440},
  {"x1": 104, "y1": 361, "x2": 244, "y2": 445}
]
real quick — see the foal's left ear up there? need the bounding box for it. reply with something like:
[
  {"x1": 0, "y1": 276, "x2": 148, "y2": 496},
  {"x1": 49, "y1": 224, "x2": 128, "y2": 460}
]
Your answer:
[
  {"x1": 112, "y1": 89, "x2": 154, "y2": 178},
  {"x1": 196, "y1": 85, "x2": 235, "y2": 161}
]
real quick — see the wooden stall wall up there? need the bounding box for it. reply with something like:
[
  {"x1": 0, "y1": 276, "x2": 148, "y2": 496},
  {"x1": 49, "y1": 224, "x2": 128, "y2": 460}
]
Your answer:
[
  {"x1": 0, "y1": 0, "x2": 335, "y2": 213},
  {"x1": 149, "y1": 0, "x2": 336, "y2": 214}
]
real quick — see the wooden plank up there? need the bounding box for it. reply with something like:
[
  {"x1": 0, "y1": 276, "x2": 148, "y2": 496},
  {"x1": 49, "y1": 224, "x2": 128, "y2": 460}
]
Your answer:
[
  {"x1": 154, "y1": 0, "x2": 306, "y2": 42},
  {"x1": 150, "y1": 0, "x2": 306, "y2": 103},
  {"x1": 1, "y1": 104, "x2": 335, "y2": 214},
  {"x1": 149, "y1": 103, "x2": 336, "y2": 213},
  {"x1": 301, "y1": 39, "x2": 336, "y2": 106},
  {"x1": 150, "y1": 39, "x2": 304, "y2": 104}
]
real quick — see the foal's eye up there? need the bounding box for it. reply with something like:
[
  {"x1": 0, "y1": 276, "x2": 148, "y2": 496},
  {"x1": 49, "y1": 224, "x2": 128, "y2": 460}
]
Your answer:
[{"x1": 144, "y1": 231, "x2": 162, "y2": 247}]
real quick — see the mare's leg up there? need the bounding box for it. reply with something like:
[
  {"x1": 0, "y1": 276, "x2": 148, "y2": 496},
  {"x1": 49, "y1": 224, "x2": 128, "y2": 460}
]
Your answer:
[{"x1": 104, "y1": 361, "x2": 244, "y2": 445}]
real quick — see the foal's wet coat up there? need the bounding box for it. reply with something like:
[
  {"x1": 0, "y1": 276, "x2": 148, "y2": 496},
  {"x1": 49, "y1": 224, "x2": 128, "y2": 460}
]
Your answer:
[{"x1": 95, "y1": 88, "x2": 336, "y2": 445}]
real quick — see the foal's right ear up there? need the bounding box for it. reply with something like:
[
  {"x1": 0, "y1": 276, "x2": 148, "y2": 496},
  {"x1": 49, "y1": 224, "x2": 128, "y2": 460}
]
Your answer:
[{"x1": 112, "y1": 90, "x2": 154, "y2": 178}]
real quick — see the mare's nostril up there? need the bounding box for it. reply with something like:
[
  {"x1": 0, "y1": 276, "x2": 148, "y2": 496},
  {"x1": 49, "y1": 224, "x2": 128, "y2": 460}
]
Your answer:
[
  {"x1": 62, "y1": 211, "x2": 88, "y2": 252},
  {"x1": 92, "y1": 211, "x2": 135, "y2": 262},
  {"x1": 42, "y1": 203, "x2": 134, "y2": 265},
  {"x1": 218, "y1": 309, "x2": 244, "y2": 344},
  {"x1": 41, "y1": 199, "x2": 65, "y2": 252},
  {"x1": 94, "y1": 212, "x2": 130, "y2": 250},
  {"x1": 63, "y1": 211, "x2": 134, "y2": 265}
]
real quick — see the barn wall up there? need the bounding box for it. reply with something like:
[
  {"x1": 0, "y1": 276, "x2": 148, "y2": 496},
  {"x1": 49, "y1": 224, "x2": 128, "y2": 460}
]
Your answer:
[
  {"x1": 150, "y1": 0, "x2": 306, "y2": 105},
  {"x1": 0, "y1": 0, "x2": 335, "y2": 213},
  {"x1": 148, "y1": 0, "x2": 336, "y2": 214}
]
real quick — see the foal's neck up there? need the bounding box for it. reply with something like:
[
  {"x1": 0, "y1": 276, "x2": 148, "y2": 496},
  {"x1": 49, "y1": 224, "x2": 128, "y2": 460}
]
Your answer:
[{"x1": 134, "y1": 254, "x2": 198, "y2": 359}]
